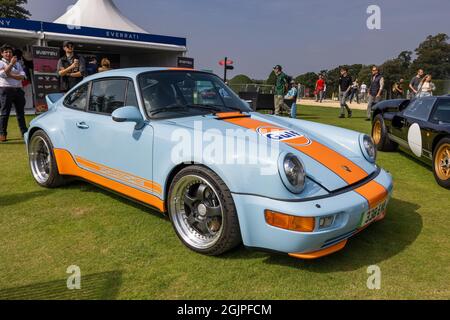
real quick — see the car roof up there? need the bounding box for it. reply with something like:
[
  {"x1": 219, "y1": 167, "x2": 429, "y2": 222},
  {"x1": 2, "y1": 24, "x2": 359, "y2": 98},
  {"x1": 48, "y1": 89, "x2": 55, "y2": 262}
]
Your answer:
[{"x1": 83, "y1": 67, "x2": 201, "y2": 82}]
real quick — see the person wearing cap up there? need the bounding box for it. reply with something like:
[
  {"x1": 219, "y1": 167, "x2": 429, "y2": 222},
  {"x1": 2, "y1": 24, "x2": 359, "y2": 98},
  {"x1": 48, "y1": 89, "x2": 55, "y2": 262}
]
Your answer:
[
  {"x1": 57, "y1": 41, "x2": 86, "y2": 92},
  {"x1": 273, "y1": 65, "x2": 289, "y2": 116},
  {"x1": 0, "y1": 44, "x2": 28, "y2": 142}
]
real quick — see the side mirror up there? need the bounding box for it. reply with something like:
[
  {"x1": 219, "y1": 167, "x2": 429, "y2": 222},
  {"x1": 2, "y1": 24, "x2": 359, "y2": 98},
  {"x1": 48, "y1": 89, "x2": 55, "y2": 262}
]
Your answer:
[{"x1": 112, "y1": 106, "x2": 145, "y2": 130}]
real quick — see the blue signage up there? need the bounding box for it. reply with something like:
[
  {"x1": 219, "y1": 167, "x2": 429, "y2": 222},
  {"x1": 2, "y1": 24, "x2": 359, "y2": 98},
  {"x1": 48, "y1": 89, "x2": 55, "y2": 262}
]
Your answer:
[
  {"x1": 42, "y1": 22, "x2": 186, "y2": 46},
  {"x1": 0, "y1": 17, "x2": 186, "y2": 47},
  {"x1": 0, "y1": 17, "x2": 41, "y2": 31}
]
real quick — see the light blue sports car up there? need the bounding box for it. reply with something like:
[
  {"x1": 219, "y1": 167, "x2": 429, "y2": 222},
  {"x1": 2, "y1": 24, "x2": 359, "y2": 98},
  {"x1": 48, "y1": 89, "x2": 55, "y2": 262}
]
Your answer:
[{"x1": 25, "y1": 68, "x2": 393, "y2": 259}]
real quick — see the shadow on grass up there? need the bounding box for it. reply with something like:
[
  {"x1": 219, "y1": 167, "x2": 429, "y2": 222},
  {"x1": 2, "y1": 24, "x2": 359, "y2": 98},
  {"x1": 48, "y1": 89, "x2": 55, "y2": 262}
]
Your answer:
[
  {"x1": 222, "y1": 197, "x2": 422, "y2": 271},
  {"x1": 0, "y1": 190, "x2": 55, "y2": 207},
  {"x1": 61, "y1": 181, "x2": 168, "y2": 221},
  {"x1": 0, "y1": 271, "x2": 122, "y2": 300}
]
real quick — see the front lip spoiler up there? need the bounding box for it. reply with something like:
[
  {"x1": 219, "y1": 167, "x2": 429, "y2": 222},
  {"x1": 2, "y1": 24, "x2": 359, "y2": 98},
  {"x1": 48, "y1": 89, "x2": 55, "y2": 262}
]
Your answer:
[{"x1": 231, "y1": 167, "x2": 382, "y2": 203}]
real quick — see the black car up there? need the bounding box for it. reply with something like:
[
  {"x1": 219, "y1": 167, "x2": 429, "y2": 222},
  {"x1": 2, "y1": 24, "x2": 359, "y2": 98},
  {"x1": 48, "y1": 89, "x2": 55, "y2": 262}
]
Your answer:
[{"x1": 371, "y1": 96, "x2": 450, "y2": 188}]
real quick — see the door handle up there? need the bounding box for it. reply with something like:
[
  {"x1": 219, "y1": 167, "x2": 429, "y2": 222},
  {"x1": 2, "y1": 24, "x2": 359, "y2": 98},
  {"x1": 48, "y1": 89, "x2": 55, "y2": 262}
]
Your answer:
[{"x1": 76, "y1": 122, "x2": 89, "y2": 129}]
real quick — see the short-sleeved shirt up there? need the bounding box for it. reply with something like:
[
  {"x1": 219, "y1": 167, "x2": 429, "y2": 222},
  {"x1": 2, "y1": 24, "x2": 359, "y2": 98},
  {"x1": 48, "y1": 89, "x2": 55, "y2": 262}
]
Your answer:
[
  {"x1": 316, "y1": 79, "x2": 325, "y2": 90},
  {"x1": 275, "y1": 72, "x2": 288, "y2": 96},
  {"x1": 0, "y1": 59, "x2": 26, "y2": 88},
  {"x1": 410, "y1": 76, "x2": 422, "y2": 91},
  {"x1": 57, "y1": 54, "x2": 86, "y2": 92}
]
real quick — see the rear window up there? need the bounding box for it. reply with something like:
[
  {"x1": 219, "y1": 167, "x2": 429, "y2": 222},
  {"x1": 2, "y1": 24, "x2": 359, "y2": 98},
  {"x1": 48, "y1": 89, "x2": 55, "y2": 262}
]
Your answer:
[
  {"x1": 404, "y1": 97, "x2": 437, "y2": 121},
  {"x1": 431, "y1": 99, "x2": 450, "y2": 124}
]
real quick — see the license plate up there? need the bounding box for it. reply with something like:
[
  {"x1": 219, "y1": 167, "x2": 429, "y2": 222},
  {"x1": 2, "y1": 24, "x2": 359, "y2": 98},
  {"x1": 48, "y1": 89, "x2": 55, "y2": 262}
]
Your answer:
[{"x1": 359, "y1": 199, "x2": 389, "y2": 228}]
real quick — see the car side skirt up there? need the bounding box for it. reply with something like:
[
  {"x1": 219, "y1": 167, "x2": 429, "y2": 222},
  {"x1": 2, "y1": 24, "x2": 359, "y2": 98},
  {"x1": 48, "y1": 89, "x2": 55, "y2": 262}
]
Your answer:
[{"x1": 53, "y1": 149, "x2": 166, "y2": 212}]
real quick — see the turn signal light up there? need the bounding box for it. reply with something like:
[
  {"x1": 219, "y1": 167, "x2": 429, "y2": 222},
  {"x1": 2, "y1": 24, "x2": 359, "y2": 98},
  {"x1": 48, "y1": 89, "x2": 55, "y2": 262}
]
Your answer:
[{"x1": 264, "y1": 210, "x2": 315, "y2": 232}]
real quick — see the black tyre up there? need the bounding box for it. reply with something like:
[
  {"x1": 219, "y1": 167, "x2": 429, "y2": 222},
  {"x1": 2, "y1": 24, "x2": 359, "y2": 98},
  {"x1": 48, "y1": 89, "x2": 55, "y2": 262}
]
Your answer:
[
  {"x1": 372, "y1": 114, "x2": 398, "y2": 152},
  {"x1": 28, "y1": 130, "x2": 66, "y2": 188},
  {"x1": 167, "y1": 166, "x2": 242, "y2": 256},
  {"x1": 432, "y1": 137, "x2": 450, "y2": 189}
]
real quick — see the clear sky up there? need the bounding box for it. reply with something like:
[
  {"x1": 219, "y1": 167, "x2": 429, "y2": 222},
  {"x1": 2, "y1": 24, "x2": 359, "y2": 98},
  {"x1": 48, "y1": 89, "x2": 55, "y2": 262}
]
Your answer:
[{"x1": 26, "y1": 0, "x2": 450, "y2": 79}]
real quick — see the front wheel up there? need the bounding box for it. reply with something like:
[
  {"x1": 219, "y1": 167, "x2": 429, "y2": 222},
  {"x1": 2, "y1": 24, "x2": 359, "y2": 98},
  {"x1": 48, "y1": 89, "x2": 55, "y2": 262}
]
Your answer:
[
  {"x1": 28, "y1": 130, "x2": 66, "y2": 188},
  {"x1": 433, "y1": 138, "x2": 450, "y2": 189},
  {"x1": 168, "y1": 166, "x2": 241, "y2": 256},
  {"x1": 372, "y1": 114, "x2": 398, "y2": 152}
]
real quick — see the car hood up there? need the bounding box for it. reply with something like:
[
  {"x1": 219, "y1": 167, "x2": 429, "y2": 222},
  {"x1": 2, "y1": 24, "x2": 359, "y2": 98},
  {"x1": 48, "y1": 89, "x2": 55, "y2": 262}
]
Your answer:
[{"x1": 161, "y1": 112, "x2": 377, "y2": 192}]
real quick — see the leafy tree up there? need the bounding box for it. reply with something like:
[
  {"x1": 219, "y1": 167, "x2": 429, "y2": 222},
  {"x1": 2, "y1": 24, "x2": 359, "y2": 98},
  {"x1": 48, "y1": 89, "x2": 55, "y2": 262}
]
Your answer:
[
  {"x1": 229, "y1": 74, "x2": 253, "y2": 85},
  {"x1": 266, "y1": 71, "x2": 277, "y2": 85},
  {"x1": 411, "y1": 33, "x2": 450, "y2": 79},
  {"x1": 0, "y1": 0, "x2": 31, "y2": 19}
]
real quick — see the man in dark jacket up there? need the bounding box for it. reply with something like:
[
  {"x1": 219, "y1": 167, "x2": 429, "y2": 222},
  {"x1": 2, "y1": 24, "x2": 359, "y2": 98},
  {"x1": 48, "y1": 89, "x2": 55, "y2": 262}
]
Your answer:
[
  {"x1": 57, "y1": 41, "x2": 85, "y2": 92},
  {"x1": 338, "y1": 67, "x2": 353, "y2": 118},
  {"x1": 367, "y1": 65, "x2": 385, "y2": 120}
]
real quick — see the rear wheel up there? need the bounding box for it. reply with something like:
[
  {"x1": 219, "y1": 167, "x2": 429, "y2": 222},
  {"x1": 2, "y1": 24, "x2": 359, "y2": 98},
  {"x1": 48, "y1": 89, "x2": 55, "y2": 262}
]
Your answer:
[
  {"x1": 168, "y1": 166, "x2": 241, "y2": 256},
  {"x1": 28, "y1": 130, "x2": 66, "y2": 188},
  {"x1": 372, "y1": 114, "x2": 398, "y2": 151},
  {"x1": 433, "y1": 138, "x2": 450, "y2": 189}
]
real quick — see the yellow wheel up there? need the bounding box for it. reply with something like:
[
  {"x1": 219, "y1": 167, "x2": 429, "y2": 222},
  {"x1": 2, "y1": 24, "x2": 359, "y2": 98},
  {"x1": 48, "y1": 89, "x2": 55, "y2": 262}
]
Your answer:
[
  {"x1": 372, "y1": 119, "x2": 382, "y2": 145},
  {"x1": 371, "y1": 114, "x2": 397, "y2": 151},
  {"x1": 433, "y1": 138, "x2": 450, "y2": 189}
]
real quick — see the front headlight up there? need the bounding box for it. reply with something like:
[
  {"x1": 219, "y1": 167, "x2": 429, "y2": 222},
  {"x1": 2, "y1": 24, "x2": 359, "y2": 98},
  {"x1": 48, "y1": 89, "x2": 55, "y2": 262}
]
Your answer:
[
  {"x1": 360, "y1": 134, "x2": 377, "y2": 163},
  {"x1": 279, "y1": 153, "x2": 306, "y2": 194}
]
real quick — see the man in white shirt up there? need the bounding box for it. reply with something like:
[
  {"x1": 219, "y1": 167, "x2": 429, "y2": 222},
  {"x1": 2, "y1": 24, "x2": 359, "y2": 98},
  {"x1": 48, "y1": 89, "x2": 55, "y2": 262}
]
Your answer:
[
  {"x1": 0, "y1": 44, "x2": 27, "y2": 142},
  {"x1": 360, "y1": 83, "x2": 367, "y2": 103}
]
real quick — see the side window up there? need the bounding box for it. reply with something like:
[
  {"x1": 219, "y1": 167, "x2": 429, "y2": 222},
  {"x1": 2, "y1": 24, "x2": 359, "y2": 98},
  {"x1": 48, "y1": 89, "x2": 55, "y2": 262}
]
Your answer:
[
  {"x1": 431, "y1": 99, "x2": 450, "y2": 124},
  {"x1": 403, "y1": 98, "x2": 437, "y2": 121},
  {"x1": 125, "y1": 81, "x2": 139, "y2": 107},
  {"x1": 64, "y1": 84, "x2": 89, "y2": 110},
  {"x1": 89, "y1": 79, "x2": 127, "y2": 114}
]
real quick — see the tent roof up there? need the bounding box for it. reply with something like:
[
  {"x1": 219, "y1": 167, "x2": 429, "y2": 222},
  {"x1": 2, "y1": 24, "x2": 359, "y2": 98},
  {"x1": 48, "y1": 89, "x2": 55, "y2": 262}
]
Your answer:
[{"x1": 54, "y1": 0, "x2": 148, "y2": 33}]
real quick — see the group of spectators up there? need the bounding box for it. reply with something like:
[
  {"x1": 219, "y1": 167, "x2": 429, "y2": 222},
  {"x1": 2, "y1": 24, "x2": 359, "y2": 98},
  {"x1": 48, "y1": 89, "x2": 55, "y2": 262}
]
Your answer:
[
  {"x1": 273, "y1": 63, "x2": 437, "y2": 121},
  {"x1": 0, "y1": 40, "x2": 113, "y2": 142}
]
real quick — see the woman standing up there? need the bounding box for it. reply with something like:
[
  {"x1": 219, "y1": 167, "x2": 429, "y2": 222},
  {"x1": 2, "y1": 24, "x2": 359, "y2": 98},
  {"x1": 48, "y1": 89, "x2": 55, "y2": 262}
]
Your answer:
[{"x1": 417, "y1": 75, "x2": 436, "y2": 98}]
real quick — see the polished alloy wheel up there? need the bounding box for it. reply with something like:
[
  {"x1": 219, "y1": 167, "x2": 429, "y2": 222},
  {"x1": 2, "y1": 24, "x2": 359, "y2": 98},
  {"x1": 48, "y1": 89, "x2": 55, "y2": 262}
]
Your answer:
[
  {"x1": 29, "y1": 135, "x2": 52, "y2": 184},
  {"x1": 435, "y1": 143, "x2": 450, "y2": 181},
  {"x1": 372, "y1": 120, "x2": 382, "y2": 145},
  {"x1": 169, "y1": 175, "x2": 224, "y2": 249}
]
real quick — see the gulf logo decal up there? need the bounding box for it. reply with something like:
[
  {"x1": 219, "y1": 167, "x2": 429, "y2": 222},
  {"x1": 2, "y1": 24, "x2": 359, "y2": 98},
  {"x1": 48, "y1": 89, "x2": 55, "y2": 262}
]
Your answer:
[{"x1": 256, "y1": 126, "x2": 312, "y2": 145}]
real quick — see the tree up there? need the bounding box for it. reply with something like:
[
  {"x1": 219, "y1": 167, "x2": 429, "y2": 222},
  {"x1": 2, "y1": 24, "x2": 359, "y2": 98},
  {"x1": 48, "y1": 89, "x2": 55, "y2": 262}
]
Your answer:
[
  {"x1": 229, "y1": 74, "x2": 253, "y2": 85},
  {"x1": 411, "y1": 33, "x2": 450, "y2": 79},
  {"x1": 0, "y1": 0, "x2": 31, "y2": 19},
  {"x1": 266, "y1": 71, "x2": 277, "y2": 85}
]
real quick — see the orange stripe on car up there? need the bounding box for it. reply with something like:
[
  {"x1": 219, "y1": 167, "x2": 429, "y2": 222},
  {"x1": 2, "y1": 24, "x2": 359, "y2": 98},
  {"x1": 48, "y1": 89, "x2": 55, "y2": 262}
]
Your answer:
[
  {"x1": 215, "y1": 112, "x2": 249, "y2": 120},
  {"x1": 354, "y1": 180, "x2": 388, "y2": 209},
  {"x1": 289, "y1": 240, "x2": 348, "y2": 259},
  {"x1": 74, "y1": 156, "x2": 162, "y2": 195},
  {"x1": 222, "y1": 117, "x2": 368, "y2": 184},
  {"x1": 54, "y1": 149, "x2": 165, "y2": 212}
]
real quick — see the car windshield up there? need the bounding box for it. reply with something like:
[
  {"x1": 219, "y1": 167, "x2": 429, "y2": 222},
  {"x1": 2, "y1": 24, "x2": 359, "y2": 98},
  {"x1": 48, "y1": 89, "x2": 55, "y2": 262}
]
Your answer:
[{"x1": 138, "y1": 71, "x2": 252, "y2": 119}]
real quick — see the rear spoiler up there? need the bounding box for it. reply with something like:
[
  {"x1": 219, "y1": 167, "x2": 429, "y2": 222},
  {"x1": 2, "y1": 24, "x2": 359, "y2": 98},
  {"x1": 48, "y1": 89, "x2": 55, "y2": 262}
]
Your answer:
[{"x1": 45, "y1": 93, "x2": 64, "y2": 111}]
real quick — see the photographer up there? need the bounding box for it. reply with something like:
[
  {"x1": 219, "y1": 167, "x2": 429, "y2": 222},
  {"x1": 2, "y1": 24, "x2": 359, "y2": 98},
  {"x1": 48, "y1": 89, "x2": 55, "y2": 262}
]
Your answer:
[{"x1": 57, "y1": 41, "x2": 86, "y2": 92}]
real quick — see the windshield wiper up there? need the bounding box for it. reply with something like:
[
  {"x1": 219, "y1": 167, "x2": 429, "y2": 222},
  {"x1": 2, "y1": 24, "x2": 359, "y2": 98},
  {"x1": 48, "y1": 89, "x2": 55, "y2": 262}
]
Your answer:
[{"x1": 149, "y1": 105, "x2": 189, "y2": 116}]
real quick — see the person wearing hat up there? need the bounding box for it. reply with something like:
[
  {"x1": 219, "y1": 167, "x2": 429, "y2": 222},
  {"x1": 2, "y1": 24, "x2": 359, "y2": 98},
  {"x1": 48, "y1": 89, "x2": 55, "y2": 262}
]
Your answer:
[
  {"x1": 0, "y1": 44, "x2": 28, "y2": 142},
  {"x1": 57, "y1": 41, "x2": 86, "y2": 92},
  {"x1": 273, "y1": 65, "x2": 289, "y2": 116}
]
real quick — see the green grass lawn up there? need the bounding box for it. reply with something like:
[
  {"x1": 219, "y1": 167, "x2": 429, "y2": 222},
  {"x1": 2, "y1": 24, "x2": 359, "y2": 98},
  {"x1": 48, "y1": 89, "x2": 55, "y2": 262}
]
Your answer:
[{"x1": 0, "y1": 105, "x2": 449, "y2": 300}]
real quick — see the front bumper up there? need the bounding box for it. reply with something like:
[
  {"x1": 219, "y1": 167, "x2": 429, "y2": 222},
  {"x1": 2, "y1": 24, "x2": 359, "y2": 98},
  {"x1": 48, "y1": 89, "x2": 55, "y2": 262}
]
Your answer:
[{"x1": 232, "y1": 168, "x2": 393, "y2": 258}]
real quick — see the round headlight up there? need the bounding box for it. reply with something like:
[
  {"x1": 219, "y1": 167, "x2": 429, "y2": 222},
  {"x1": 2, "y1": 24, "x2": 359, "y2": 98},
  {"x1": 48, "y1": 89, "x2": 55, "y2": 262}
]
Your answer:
[
  {"x1": 279, "y1": 153, "x2": 306, "y2": 194},
  {"x1": 361, "y1": 134, "x2": 377, "y2": 162}
]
